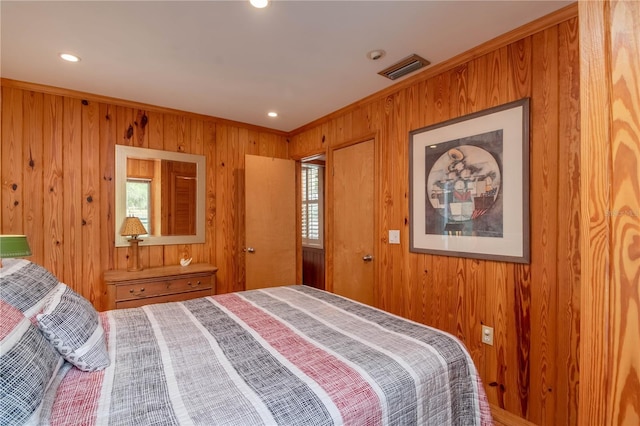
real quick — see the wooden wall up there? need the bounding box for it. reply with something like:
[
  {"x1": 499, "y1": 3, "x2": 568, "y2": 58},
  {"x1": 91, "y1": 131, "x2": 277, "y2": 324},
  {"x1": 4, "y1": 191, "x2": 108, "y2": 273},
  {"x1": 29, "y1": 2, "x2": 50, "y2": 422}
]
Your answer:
[
  {"x1": 289, "y1": 6, "x2": 580, "y2": 425},
  {"x1": 302, "y1": 247, "x2": 325, "y2": 289},
  {"x1": 0, "y1": 80, "x2": 288, "y2": 311},
  {"x1": 579, "y1": 1, "x2": 640, "y2": 425}
]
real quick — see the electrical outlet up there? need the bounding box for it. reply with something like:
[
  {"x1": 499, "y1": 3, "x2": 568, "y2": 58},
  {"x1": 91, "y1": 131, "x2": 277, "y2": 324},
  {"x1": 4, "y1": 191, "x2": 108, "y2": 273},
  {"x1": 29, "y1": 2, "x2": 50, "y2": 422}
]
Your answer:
[{"x1": 481, "y1": 325, "x2": 494, "y2": 346}]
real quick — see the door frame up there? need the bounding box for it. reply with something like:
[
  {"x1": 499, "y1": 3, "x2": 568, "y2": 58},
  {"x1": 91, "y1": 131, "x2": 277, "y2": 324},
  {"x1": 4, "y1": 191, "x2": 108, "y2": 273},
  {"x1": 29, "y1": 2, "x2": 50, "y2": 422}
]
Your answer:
[
  {"x1": 326, "y1": 133, "x2": 379, "y2": 304},
  {"x1": 292, "y1": 149, "x2": 327, "y2": 287}
]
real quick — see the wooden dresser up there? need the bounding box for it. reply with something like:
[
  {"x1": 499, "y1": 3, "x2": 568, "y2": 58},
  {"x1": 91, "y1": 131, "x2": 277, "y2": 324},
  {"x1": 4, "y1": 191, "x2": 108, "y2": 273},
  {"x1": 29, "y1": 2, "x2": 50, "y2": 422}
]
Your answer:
[{"x1": 104, "y1": 263, "x2": 217, "y2": 310}]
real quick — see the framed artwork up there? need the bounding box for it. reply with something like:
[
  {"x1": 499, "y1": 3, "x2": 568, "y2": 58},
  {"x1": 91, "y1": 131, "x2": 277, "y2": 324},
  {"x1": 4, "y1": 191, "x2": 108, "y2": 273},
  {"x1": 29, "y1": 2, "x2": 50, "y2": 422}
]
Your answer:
[{"x1": 409, "y1": 98, "x2": 530, "y2": 263}]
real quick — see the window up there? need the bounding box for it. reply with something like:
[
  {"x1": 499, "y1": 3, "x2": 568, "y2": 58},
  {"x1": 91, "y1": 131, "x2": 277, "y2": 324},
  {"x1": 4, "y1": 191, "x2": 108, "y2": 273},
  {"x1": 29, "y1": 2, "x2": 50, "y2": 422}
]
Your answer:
[
  {"x1": 301, "y1": 164, "x2": 324, "y2": 248},
  {"x1": 126, "y1": 178, "x2": 151, "y2": 235}
]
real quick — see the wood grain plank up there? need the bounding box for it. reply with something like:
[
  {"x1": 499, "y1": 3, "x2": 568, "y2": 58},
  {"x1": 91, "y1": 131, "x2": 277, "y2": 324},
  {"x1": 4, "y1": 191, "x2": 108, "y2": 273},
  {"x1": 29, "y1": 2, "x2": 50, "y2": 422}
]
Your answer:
[
  {"x1": 62, "y1": 97, "x2": 83, "y2": 290},
  {"x1": 134, "y1": 109, "x2": 149, "y2": 148},
  {"x1": 508, "y1": 37, "x2": 533, "y2": 100},
  {"x1": 465, "y1": 258, "x2": 486, "y2": 375},
  {"x1": 215, "y1": 123, "x2": 230, "y2": 293},
  {"x1": 555, "y1": 16, "x2": 581, "y2": 426},
  {"x1": 228, "y1": 126, "x2": 240, "y2": 292},
  {"x1": 42, "y1": 94, "x2": 64, "y2": 277},
  {"x1": 513, "y1": 264, "x2": 532, "y2": 419},
  {"x1": 323, "y1": 116, "x2": 338, "y2": 294},
  {"x1": 2, "y1": 88, "x2": 23, "y2": 235},
  {"x1": 529, "y1": 26, "x2": 559, "y2": 425},
  {"x1": 117, "y1": 106, "x2": 135, "y2": 147},
  {"x1": 390, "y1": 90, "x2": 407, "y2": 316},
  {"x1": 577, "y1": 0, "x2": 612, "y2": 401},
  {"x1": 81, "y1": 99, "x2": 101, "y2": 306},
  {"x1": 484, "y1": 261, "x2": 510, "y2": 408},
  {"x1": 22, "y1": 91, "x2": 44, "y2": 264},
  {"x1": 204, "y1": 120, "x2": 216, "y2": 270},
  {"x1": 607, "y1": 1, "x2": 640, "y2": 424},
  {"x1": 99, "y1": 103, "x2": 116, "y2": 282},
  {"x1": 377, "y1": 96, "x2": 394, "y2": 312}
]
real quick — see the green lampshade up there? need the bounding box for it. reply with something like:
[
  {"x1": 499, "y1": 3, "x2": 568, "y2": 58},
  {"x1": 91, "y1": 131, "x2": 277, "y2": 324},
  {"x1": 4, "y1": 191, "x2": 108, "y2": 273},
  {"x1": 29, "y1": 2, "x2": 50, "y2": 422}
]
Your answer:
[{"x1": 0, "y1": 235, "x2": 32, "y2": 258}]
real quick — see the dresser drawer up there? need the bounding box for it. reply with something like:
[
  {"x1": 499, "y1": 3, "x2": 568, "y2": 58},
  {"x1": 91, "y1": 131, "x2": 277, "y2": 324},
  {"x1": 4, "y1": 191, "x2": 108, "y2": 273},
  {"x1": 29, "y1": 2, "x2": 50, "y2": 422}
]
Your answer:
[
  {"x1": 104, "y1": 264, "x2": 218, "y2": 310},
  {"x1": 115, "y1": 289, "x2": 213, "y2": 309},
  {"x1": 115, "y1": 275, "x2": 212, "y2": 301}
]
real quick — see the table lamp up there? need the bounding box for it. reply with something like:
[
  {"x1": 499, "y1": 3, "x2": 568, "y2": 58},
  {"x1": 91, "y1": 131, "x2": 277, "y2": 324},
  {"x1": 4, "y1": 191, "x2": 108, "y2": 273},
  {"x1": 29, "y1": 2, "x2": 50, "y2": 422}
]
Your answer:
[
  {"x1": 120, "y1": 217, "x2": 147, "y2": 272},
  {"x1": 0, "y1": 235, "x2": 32, "y2": 268}
]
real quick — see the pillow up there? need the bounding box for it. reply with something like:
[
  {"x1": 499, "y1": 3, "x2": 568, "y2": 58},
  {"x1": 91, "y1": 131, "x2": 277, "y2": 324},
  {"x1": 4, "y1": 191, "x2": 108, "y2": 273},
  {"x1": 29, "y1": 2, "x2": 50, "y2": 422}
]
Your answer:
[
  {"x1": 0, "y1": 259, "x2": 59, "y2": 318},
  {"x1": 0, "y1": 300, "x2": 64, "y2": 425},
  {"x1": 36, "y1": 283, "x2": 110, "y2": 372}
]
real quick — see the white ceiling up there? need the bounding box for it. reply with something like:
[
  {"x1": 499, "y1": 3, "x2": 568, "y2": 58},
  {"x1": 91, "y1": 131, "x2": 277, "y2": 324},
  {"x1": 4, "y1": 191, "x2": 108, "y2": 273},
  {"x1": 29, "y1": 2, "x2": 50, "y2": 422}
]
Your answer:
[{"x1": 1, "y1": 1, "x2": 572, "y2": 132}]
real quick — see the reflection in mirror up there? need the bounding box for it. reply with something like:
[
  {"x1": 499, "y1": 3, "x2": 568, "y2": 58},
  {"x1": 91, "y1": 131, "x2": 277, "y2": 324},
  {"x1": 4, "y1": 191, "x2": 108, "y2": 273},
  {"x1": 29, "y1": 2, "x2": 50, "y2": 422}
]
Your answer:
[
  {"x1": 126, "y1": 158, "x2": 197, "y2": 236},
  {"x1": 115, "y1": 146, "x2": 205, "y2": 247}
]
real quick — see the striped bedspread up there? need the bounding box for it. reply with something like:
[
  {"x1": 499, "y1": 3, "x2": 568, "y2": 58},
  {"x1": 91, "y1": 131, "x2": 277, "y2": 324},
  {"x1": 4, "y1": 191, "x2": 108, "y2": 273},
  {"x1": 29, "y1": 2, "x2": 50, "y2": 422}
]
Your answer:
[{"x1": 42, "y1": 285, "x2": 491, "y2": 425}]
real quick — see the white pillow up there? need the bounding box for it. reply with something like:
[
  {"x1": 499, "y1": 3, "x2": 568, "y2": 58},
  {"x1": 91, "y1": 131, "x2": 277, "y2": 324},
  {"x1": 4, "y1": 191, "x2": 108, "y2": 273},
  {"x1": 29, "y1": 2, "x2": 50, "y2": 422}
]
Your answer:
[{"x1": 36, "y1": 284, "x2": 110, "y2": 372}]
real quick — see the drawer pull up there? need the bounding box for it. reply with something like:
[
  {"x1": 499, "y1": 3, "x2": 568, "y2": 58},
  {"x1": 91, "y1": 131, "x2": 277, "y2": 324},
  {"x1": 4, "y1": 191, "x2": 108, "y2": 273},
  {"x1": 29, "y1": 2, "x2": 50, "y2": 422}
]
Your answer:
[
  {"x1": 188, "y1": 281, "x2": 201, "y2": 288},
  {"x1": 129, "y1": 288, "x2": 146, "y2": 296}
]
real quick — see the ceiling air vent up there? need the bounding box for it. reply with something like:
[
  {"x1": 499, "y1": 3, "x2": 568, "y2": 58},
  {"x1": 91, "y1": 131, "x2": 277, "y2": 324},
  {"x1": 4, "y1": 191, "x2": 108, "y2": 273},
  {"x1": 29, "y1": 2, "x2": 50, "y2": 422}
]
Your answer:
[{"x1": 378, "y1": 54, "x2": 431, "y2": 80}]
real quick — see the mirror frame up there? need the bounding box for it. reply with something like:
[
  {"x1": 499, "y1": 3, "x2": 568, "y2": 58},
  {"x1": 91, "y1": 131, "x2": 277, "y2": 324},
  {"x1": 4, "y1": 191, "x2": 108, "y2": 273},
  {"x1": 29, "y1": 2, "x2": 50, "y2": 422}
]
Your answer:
[{"x1": 115, "y1": 145, "x2": 206, "y2": 247}]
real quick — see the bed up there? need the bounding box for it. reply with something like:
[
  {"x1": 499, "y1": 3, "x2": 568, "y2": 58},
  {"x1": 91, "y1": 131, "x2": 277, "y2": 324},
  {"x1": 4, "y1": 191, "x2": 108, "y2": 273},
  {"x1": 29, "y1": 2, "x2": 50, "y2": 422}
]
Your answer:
[{"x1": 1, "y1": 260, "x2": 491, "y2": 425}]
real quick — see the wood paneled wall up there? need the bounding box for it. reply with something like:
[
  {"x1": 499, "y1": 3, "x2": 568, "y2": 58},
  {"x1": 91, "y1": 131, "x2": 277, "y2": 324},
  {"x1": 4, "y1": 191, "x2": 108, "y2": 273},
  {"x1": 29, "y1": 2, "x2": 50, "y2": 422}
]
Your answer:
[
  {"x1": 289, "y1": 7, "x2": 580, "y2": 425},
  {"x1": 302, "y1": 247, "x2": 325, "y2": 289},
  {"x1": 0, "y1": 80, "x2": 288, "y2": 311},
  {"x1": 579, "y1": 1, "x2": 640, "y2": 425}
]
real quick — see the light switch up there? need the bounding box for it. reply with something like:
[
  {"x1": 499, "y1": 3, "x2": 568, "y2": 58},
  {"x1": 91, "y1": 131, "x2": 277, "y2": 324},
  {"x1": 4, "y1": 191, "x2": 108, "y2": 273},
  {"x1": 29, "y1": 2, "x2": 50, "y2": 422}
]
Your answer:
[{"x1": 389, "y1": 230, "x2": 400, "y2": 244}]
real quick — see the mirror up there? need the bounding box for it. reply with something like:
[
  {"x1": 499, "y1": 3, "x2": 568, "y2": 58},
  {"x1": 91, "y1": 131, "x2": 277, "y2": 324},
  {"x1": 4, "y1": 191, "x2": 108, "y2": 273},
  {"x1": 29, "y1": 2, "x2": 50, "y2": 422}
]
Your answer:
[{"x1": 115, "y1": 145, "x2": 206, "y2": 247}]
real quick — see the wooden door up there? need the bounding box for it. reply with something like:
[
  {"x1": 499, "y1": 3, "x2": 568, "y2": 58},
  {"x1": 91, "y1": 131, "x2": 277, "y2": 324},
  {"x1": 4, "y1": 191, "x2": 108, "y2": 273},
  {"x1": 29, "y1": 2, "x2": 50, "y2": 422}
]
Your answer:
[
  {"x1": 245, "y1": 155, "x2": 296, "y2": 290},
  {"x1": 332, "y1": 139, "x2": 375, "y2": 305}
]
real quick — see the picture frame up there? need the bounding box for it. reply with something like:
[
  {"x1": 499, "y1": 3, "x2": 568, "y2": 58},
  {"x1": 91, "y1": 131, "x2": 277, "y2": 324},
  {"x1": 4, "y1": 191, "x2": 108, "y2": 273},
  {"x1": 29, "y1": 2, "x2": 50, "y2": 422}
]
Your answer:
[{"x1": 409, "y1": 98, "x2": 530, "y2": 263}]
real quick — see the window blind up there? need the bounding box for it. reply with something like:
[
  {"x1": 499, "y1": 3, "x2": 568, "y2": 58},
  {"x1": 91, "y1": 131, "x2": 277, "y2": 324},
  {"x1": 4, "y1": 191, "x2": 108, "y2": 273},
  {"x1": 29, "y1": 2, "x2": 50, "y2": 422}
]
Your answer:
[{"x1": 301, "y1": 164, "x2": 323, "y2": 248}]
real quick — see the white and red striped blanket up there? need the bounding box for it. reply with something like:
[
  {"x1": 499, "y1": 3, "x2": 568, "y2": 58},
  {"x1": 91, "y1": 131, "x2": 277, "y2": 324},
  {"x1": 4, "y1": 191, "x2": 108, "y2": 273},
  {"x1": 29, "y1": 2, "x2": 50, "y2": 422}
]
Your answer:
[{"x1": 41, "y1": 285, "x2": 491, "y2": 425}]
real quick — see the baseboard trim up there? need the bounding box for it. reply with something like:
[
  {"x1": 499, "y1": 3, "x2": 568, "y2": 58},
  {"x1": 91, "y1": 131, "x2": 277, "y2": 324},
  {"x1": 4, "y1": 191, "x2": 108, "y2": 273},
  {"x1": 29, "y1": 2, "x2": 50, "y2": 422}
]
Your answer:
[{"x1": 490, "y1": 404, "x2": 537, "y2": 426}]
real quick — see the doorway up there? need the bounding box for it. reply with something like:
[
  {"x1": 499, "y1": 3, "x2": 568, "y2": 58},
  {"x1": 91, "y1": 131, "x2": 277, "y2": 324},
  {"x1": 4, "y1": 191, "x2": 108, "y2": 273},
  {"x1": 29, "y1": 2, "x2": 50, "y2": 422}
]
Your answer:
[{"x1": 301, "y1": 155, "x2": 326, "y2": 290}]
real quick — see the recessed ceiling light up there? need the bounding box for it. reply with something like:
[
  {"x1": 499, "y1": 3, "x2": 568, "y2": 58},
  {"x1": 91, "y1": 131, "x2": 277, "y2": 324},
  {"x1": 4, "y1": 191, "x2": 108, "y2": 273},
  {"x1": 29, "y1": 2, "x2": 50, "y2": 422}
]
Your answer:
[
  {"x1": 250, "y1": 0, "x2": 269, "y2": 8},
  {"x1": 59, "y1": 53, "x2": 80, "y2": 62},
  {"x1": 267, "y1": 112, "x2": 278, "y2": 118}
]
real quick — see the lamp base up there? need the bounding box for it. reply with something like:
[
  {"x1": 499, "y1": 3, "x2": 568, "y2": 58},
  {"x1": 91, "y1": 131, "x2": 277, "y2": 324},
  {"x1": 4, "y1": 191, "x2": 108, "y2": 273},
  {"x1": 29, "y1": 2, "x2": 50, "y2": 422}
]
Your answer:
[{"x1": 127, "y1": 238, "x2": 144, "y2": 272}]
